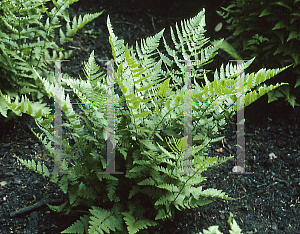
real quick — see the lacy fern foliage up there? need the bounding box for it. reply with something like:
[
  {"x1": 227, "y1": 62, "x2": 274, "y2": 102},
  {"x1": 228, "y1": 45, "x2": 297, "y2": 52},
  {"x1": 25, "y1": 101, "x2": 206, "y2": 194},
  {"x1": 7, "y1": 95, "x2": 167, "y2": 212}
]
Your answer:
[
  {"x1": 0, "y1": 0, "x2": 103, "y2": 120},
  {"x1": 6, "y1": 8, "x2": 292, "y2": 234}
]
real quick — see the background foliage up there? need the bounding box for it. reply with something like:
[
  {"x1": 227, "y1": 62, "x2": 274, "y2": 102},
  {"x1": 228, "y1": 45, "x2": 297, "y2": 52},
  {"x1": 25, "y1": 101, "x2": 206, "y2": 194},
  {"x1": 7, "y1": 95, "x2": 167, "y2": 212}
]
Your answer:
[
  {"x1": 217, "y1": 0, "x2": 300, "y2": 107},
  {"x1": 0, "y1": 0, "x2": 103, "y2": 122}
]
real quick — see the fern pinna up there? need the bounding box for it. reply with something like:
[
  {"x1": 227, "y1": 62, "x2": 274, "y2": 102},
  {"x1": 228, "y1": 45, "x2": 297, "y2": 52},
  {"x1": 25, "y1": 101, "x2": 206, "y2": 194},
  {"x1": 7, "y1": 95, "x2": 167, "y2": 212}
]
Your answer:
[{"x1": 2, "y1": 8, "x2": 292, "y2": 234}]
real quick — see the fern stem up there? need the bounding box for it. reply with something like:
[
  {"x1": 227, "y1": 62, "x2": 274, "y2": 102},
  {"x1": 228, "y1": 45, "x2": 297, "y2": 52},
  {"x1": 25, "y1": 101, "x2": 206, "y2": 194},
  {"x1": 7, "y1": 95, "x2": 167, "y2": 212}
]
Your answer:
[
  {"x1": 148, "y1": 103, "x2": 181, "y2": 141},
  {"x1": 17, "y1": 0, "x2": 21, "y2": 51}
]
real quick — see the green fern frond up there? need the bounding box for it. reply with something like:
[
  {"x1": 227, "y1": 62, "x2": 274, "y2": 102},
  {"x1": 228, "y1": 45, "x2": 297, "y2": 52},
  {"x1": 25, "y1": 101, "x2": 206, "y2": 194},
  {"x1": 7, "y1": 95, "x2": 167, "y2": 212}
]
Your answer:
[
  {"x1": 33, "y1": 72, "x2": 90, "y2": 142},
  {"x1": 0, "y1": 0, "x2": 102, "y2": 104},
  {"x1": 107, "y1": 15, "x2": 126, "y2": 65},
  {"x1": 88, "y1": 206, "x2": 123, "y2": 234},
  {"x1": 66, "y1": 11, "x2": 104, "y2": 38},
  {"x1": 61, "y1": 214, "x2": 90, "y2": 234},
  {"x1": 76, "y1": 182, "x2": 99, "y2": 200},
  {"x1": 135, "y1": 28, "x2": 165, "y2": 68},
  {"x1": 122, "y1": 211, "x2": 158, "y2": 234},
  {"x1": 47, "y1": 201, "x2": 68, "y2": 213},
  {"x1": 244, "y1": 65, "x2": 291, "y2": 91},
  {"x1": 157, "y1": 183, "x2": 180, "y2": 193},
  {"x1": 0, "y1": 90, "x2": 51, "y2": 118},
  {"x1": 155, "y1": 208, "x2": 173, "y2": 221},
  {"x1": 14, "y1": 154, "x2": 50, "y2": 177},
  {"x1": 32, "y1": 130, "x2": 55, "y2": 157},
  {"x1": 137, "y1": 177, "x2": 157, "y2": 186},
  {"x1": 154, "y1": 193, "x2": 176, "y2": 207},
  {"x1": 106, "y1": 180, "x2": 119, "y2": 202},
  {"x1": 128, "y1": 186, "x2": 141, "y2": 199},
  {"x1": 201, "y1": 188, "x2": 242, "y2": 201},
  {"x1": 82, "y1": 50, "x2": 106, "y2": 88},
  {"x1": 176, "y1": 195, "x2": 214, "y2": 211}
]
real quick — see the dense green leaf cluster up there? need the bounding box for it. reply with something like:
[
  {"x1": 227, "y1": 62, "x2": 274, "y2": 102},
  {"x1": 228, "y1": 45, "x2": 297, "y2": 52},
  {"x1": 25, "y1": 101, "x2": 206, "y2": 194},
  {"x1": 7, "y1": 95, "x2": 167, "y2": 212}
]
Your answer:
[
  {"x1": 0, "y1": 0, "x2": 103, "y2": 121},
  {"x1": 216, "y1": 0, "x2": 300, "y2": 107},
  {"x1": 3, "y1": 8, "x2": 291, "y2": 234}
]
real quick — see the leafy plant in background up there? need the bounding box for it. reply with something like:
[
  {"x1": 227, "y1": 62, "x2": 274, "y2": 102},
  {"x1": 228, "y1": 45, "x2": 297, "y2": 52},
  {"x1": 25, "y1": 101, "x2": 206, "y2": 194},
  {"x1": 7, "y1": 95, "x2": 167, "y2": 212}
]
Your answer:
[
  {"x1": 216, "y1": 0, "x2": 300, "y2": 107},
  {"x1": 0, "y1": 0, "x2": 103, "y2": 122},
  {"x1": 84, "y1": 29, "x2": 101, "y2": 39},
  {"x1": 197, "y1": 213, "x2": 243, "y2": 234},
  {"x1": 2, "y1": 8, "x2": 291, "y2": 234}
]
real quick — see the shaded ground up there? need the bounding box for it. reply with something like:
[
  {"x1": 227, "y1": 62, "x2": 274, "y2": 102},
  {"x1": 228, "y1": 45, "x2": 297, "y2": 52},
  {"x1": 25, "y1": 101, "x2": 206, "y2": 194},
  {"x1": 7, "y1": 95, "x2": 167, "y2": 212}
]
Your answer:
[{"x1": 1, "y1": 0, "x2": 300, "y2": 233}]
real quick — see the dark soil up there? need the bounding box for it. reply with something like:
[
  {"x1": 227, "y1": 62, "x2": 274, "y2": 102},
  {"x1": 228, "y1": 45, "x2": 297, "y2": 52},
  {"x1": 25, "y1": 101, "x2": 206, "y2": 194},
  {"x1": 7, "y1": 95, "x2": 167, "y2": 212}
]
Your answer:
[{"x1": 1, "y1": 0, "x2": 300, "y2": 233}]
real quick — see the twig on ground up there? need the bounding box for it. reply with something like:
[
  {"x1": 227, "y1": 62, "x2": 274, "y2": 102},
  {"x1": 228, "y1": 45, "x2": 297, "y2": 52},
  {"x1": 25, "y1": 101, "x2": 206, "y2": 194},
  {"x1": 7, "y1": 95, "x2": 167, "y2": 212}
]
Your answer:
[{"x1": 10, "y1": 198, "x2": 65, "y2": 218}]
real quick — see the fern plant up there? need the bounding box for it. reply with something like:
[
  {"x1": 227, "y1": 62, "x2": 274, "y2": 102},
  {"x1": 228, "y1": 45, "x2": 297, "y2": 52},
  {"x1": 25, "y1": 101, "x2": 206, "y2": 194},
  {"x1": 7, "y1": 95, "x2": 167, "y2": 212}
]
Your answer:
[
  {"x1": 0, "y1": 0, "x2": 103, "y2": 121},
  {"x1": 216, "y1": 0, "x2": 300, "y2": 107},
  {"x1": 2, "y1": 8, "x2": 292, "y2": 234}
]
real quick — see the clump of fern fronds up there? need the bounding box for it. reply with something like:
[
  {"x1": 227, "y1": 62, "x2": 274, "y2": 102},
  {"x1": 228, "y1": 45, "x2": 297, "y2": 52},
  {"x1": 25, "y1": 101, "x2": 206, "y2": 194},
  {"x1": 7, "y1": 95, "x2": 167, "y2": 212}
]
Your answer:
[{"x1": 2, "y1": 8, "x2": 292, "y2": 234}]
